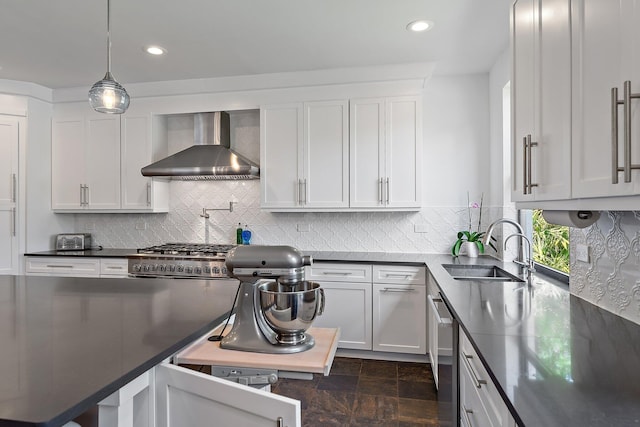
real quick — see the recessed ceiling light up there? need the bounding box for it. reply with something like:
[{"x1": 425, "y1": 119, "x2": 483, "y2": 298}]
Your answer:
[
  {"x1": 406, "y1": 20, "x2": 434, "y2": 32},
  {"x1": 144, "y1": 46, "x2": 166, "y2": 56}
]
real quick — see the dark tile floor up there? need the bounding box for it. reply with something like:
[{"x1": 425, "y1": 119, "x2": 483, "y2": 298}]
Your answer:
[{"x1": 270, "y1": 357, "x2": 449, "y2": 427}]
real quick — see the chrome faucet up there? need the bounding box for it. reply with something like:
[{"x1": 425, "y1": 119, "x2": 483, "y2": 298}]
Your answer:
[
  {"x1": 504, "y1": 232, "x2": 535, "y2": 280},
  {"x1": 482, "y1": 218, "x2": 527, "y2": 267}
]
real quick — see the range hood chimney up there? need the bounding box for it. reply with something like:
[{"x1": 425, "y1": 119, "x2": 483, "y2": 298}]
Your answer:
[{"x1": 141, "y1": 112, "x2": 260, "y2": 180}]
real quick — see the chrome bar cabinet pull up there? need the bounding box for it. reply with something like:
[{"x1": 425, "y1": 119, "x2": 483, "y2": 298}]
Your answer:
[
  {"x1": 462, "y1": 405, "x2": 474, "y2": 427},
  {"x1": 12, "y1": 173, "x2": 16, "y2": 203},
  {"x1": 462, "y1": 352, "x2": 487, "y2": 388},
  {"x1": 378, "y1": 177, "x2": 384, "y2": 204},
  {"x1": 612, "y1": 81, "x2": 640, "y2": 184},
  {"x1": 146, "y1": 182, "x2": 152, "y2": 206},
  {"x1": 11, "y1": 207, "x2": 16, "y2": 236},
  {"x1": 522, "y1": 136, "x2": 528, "y2": 194}
]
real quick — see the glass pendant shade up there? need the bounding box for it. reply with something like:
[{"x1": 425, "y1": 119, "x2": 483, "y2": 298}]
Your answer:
[
  {"x1": 89, "y1": 0, "x2": 130, "y2": 114},
  {"x1": 89, "y1": 71, "x2": 130, "y2": 114}
]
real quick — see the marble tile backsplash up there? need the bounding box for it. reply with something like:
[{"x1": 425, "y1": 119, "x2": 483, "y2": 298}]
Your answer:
[
  {"x1": 74, "y1": 179, "x2": 505, "y2": 255},
  {"x1": 570, "y1": 211, "x2": 640, "y2": 325}
]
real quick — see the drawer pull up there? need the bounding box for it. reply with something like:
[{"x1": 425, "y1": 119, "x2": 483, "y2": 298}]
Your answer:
[
  {"x1": 322, "y1": 271, "x2": 352, "y2": 276},
  {"x1": 427, "y1": 295, "x2": 453, "y2": 325},
  {"x1": 48, "y1": 265, "x2": 74, "y2": 269},
  {"x1": 106, "y1": 266, "x2": 124, "y2": 270},
  {"x1": 462, "y1": 405, "x2": 474, "y2": 427},
  {"x1": 462, "y1": 352, "x2": 487, "y2": 388},
  {"x1": 381, "y1": 287, "x2": 415, "y2": 292},
  {"x1": 383, "y1": 273, "x2": 412, "y2": 278}
]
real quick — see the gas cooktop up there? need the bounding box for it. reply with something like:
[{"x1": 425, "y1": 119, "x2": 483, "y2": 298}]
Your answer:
[
  {"x1": 129, "y1": 243, "x2": 236, "y2": 279},
  {"x1": 136, "y1": 243, "x2": 236, "y2": 257}
]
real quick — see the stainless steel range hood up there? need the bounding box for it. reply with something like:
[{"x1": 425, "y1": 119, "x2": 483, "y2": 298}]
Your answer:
[{"x1": 141, "y1": 112, "x2": 260, "y2": 180}]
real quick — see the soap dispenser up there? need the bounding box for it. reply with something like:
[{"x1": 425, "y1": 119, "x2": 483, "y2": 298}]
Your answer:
[
  {"x1": 236, "y1": 223, "x2": 243, "y2": 245},
  {"x1": 241, "y1": 224, "x2": 252, "y2": 245}
]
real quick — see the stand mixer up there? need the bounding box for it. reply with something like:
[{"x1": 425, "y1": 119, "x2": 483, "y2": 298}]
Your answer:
[{"x1": 220, "y1": 245, "x2": 324, "y2": 354}]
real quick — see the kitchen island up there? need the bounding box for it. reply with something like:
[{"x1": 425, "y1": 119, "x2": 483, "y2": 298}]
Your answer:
[
  {"x1": 0, "y1": 275, "x2": 236, "y2": 426},
  {"x1": 18, "y1": 250, "x2": 640, "y2": 426}
]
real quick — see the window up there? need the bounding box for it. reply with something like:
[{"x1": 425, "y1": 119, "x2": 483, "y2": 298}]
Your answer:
[{"x1": 521, "y1": 209, "x2": 570, "y2": 278}]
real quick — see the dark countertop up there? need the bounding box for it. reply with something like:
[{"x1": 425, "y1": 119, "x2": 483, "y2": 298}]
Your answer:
[
  {"x1": 426, "y1": 254, "x2": 640, "y2": 427},
  {"x1": 24, "y1": 249, "x2": 138, "y2": 258},
  {"x1": 18, "y1": 248, "x2": 640, "y2": 426},
  {"x1": 0, "y1": 275, "x2": 235, "y2": 426}
]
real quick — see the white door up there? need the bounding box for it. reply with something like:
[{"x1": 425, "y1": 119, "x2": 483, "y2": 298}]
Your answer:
[
  {"x1": 372, "y1": 283, "x2": 426, "y2": 354},
  {"x1": 260, "y1": 104, "x2": 303, "y2": 209},
  {"x1": 385, "y1": 96, "x2": 421, "y2": 208},
  {"x1": 0, "y1": 118, "x2": 19, "y2": 274},
  {"x1": 311, "y1": 282, "x2": 372, "y2": 350},
  {"x1": 85, "y1": 113, "x2": 121, "y2": 209},
  {"x1": 52, "y1": 117, "x2": 85, "y2": 209},
  {"x1": 121, "y1": 114, "x2": 152, "y2": 210},
  {"x1": 303, "y1": 101, "x2": 349, "y2": 208},
  {"x1": 572, "y1": 0, "x2": 640, "y2": 197},
  {"x1": 350, "y1": 98, "x2": 385, "y2": 208},
  {"x1": 155, "y1": 363, "x2": 300, "y2": 427}
]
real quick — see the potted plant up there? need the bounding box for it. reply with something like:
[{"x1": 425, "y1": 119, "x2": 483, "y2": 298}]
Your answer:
[{"x1": 452, "y1": 193, "x2": 496, "y2": 257}]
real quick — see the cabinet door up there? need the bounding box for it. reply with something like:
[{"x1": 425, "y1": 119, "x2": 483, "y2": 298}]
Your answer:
[
  {"x1": 303, "y1": 101, "x2": 349, "y2": 208},
  {"x1": 311, "y1": 282, "x2": 372, "y2": 350},
  {"x1": 350, "y1": 98, "x2": 385, "y2": 208},
  {"x1": 155, "y1": 363, "x2": 300, "y2": 427},
  {"x1": 372, "y1": 283, "x2": 426, "y2": 354},
  {"x1": 0, "y1": 118, "x2": 19, "y2": 274},
  {"x1": 0, "y1": 118, "x2": 18, "y2": 205},
  {"x1": 511, "y1": 0, "x2": 571, "y2": 202},
  {"x1": 52, "y1": 117, "x2": 85, "y2": 209},
  {"x1": 0, "y1": 208, "x2": 17, "y2": 274},
  {"x1": 85, "y1": 113, "x2": 121, "y2": 209},
  {"x1": 511, "y1": 0, "x2": 537, "y2": 202},
  {"x1": 572, "y1": 0, "x2": 640, "y2": 197},
  {"x1": 121, "y1": 114, "x2": 153, "y2": 210},
  {"x1": 385, "y1": 96, "x2": 422, "y2": 208},
  {"x1": 260, "y1": 104, "x2": 303, "y2": 209}
]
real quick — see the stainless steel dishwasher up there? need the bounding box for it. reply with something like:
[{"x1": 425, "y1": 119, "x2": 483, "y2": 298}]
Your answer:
[{"x1": 427, "y1": 271, "x2": 458, "y2": 426}]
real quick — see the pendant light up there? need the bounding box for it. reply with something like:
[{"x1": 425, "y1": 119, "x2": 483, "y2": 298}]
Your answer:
[{"x1": 88, "y1": 0, "x2": 130, "y2": 114}]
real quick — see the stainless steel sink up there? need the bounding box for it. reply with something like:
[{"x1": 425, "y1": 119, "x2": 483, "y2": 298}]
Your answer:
[{"x1": 442, "y1": 264, "x2": 524, "y2": 282}]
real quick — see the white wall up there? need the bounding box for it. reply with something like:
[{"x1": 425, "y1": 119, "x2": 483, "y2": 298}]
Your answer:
[{"x1": 72, "y1": 73, "x2": 501, "y2": 254}]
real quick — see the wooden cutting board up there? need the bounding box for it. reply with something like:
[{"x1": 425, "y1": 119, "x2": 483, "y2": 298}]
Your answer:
[{"x1": 174, "y1": 327, "x2": 340, "y2": 376}]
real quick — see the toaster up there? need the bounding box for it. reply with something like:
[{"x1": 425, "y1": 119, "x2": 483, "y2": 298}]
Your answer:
[{"x1": 56, "y1": 233, "x2": 92, "y2": 251}]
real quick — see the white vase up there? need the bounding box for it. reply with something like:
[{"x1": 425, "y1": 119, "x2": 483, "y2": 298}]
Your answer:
[{"x1": 461, "y1": 241, "x2": 479, "y2": 258}]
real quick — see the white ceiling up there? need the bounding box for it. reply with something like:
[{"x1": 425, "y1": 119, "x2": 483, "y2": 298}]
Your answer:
[{"x1": 0, "y1": 0, "x2": 512, "y2": 90}]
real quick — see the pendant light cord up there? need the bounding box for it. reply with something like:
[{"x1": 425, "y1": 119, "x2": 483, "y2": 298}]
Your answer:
[{"x1": 106, "y1": 0, "x2": 111, "y2": 74}]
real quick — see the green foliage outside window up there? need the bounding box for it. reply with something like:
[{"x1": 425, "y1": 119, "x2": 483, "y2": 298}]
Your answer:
[{"x1": 532, "y1": 210, "x2": 570, "y2": 273}]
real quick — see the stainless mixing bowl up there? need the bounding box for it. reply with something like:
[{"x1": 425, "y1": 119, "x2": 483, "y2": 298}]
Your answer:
[{"x1": 257, "y1": 281, "x2": 325, "y2": 345}]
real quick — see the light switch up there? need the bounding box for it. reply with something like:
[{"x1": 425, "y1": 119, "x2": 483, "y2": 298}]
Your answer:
[{"x1": 576, "y1": 244, "x2": 590, "y2": 263}]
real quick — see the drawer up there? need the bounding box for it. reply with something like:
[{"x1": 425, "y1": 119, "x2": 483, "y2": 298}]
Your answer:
[
  {"x1": 460, "y1": 351, "x2": 493, "y2": 427},
  {"x1": 460, "y1": 332, "x2": 509, "y2": 427},
  {"x1": 100, "y1": 258, "x2": 129, "y2": 277},
  {"x1": 25, "y1": 257, "x2": 100, "y2": 277},
  {"x1": 306, "y1": 263, "x2": 372, "y2": 283},
  {"x1": 373, "y1": 265, "x2": 425, "y2": 285}
]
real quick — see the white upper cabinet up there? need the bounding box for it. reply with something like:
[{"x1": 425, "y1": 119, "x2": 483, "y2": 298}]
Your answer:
[
  {"x1": 121, "y1": 114, "x2": 169, "y2": 211},
  {"x1": 571, "y1": 0, "x2": 640, "y2": 198},
  {"x1": 511, "y1": 0, "x2": 571, "y2": 202},
  {"x1": 303, "y1": 101, "x2": 349, "y2": 208},
  {"x1": 260, "y1": 101, "x2": 349, "y2": 210},
  {"x1": 350, "y1": 96, "x2": 422, "y2": 209},
  {"x1": 52, "y1": 104, "x2": 169, "y2": 212},
  {"x1": 260, "y1": 103, "x2": 304, "y2": 209}
]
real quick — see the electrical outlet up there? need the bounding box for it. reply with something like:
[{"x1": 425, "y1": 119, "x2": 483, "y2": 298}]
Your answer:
[
  {"x1": 297, "y1": 223, "x2": 310, "y2": 232},
  {"x1": 414, "y1": 224, "x2": 429, "y2": 233},
  {"x1": 135, "y1": 222, "x2": 148, "y2": 231},
  {"x1": 576, "y1": 244, "x2": 590, "y2": 263}
]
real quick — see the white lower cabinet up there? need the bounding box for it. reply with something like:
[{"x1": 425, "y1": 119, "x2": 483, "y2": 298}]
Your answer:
[
  {"x1": 307, "y1": 262, "x2": 426, "y2": 355},
  {"x1": 460, "y1": 330, "x2": 516, "y2": 427},
  {"x1": 97, "y1": 362, "x2": 300, "y2": 427},
  {"x1": 307, "y1": 263, "x2": 373, "y2": 350},
  {"x1": 25, "y1": 257, "x2": 101, "y2": 277},
  {"x1": 25, "y1": 257, "x2": 130, "y2": 278}
]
